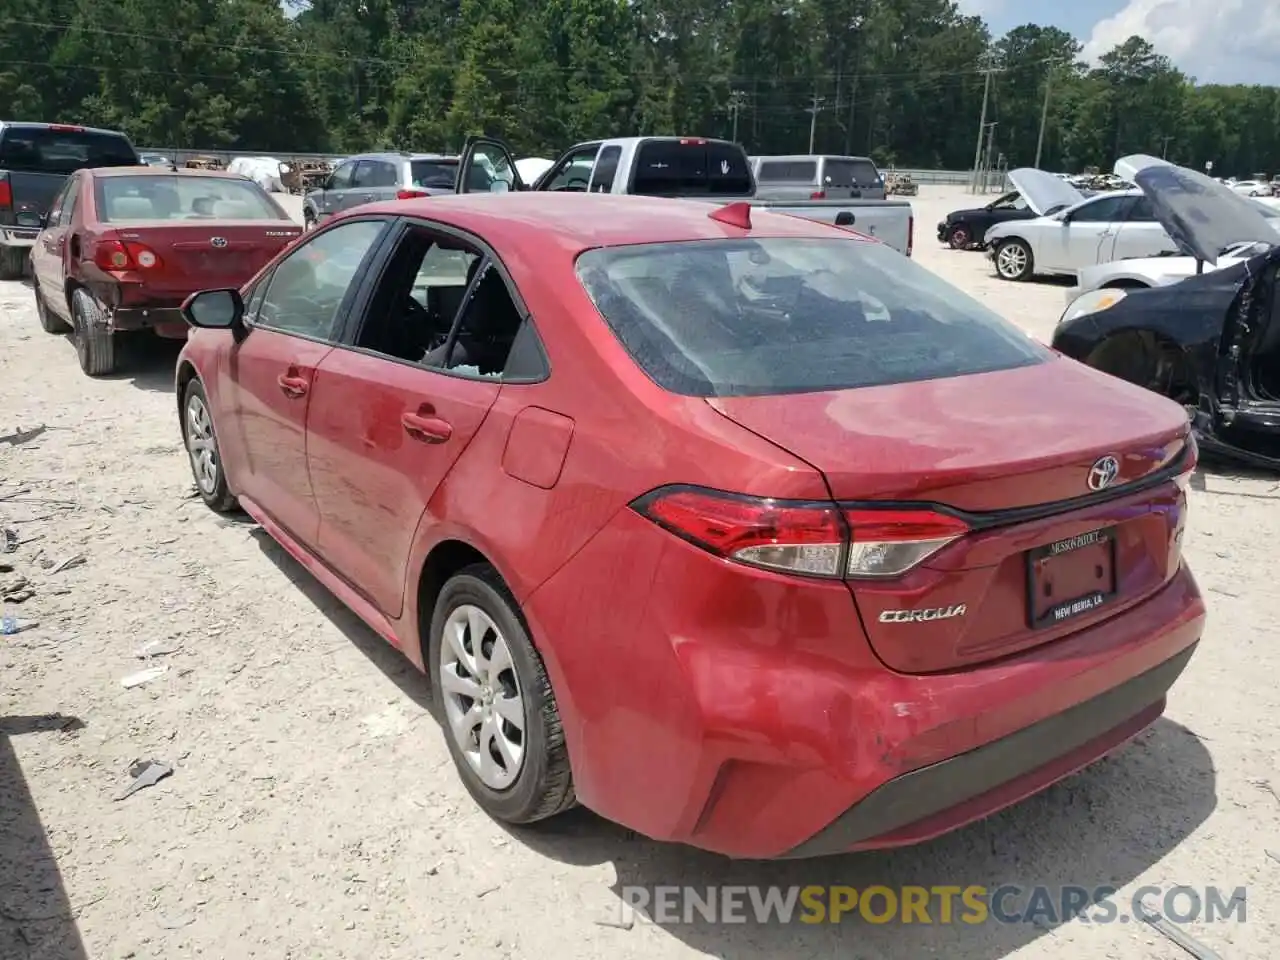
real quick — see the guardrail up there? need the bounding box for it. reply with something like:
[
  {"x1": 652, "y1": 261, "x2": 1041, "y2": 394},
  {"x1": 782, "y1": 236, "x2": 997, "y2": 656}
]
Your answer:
[{"x1": 138, "y1": 148, "x2": 999, "y2": 189}]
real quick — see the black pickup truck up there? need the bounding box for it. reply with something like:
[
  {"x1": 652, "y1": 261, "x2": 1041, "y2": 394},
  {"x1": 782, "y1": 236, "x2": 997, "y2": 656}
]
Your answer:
[{"x1": 0, "y1": 122, "x2": 139, "y2": 279}]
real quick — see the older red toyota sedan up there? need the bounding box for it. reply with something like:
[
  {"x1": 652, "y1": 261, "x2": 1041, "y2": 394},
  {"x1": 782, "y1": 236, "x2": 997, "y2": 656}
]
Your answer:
[{"x1": 174, "y1": 190, "x2": 1204, "y2": 859}]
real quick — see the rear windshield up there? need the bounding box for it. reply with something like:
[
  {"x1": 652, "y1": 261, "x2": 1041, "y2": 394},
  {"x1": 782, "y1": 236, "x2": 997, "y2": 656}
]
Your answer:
[
  {"x1": 756, "y1": 160, "x2": 817, "y2": 183},
  {"x1": 576, "y1": 238, "x2": 1049, "y2": 397},
  {"x1": 631, "y1": 141, "x2": 753, "y2": 196},
  {"x1": 95, "y1": 175, "x2": 284, "y2": 222},
  {"x1": 411, "y1": 159, "x2": 458, "y2": 189},
  {"x1": 0, "y1": 127, "x2": 137, "y2": 174},
  {"x1": 824, "y1": 158, "x2": 881, "y2": 188}
]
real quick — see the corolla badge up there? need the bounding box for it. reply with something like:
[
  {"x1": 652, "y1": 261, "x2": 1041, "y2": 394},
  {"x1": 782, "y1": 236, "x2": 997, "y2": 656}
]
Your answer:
[
  {"x1": 1087, "y1": 455, "x2": 1121, "y2": 491},
  {"x1": 210, "y1": 237, "x2": 228, "y2": 248},
  {"x1": 879, "y1": 604, "x2": 966, "y2": 623}
]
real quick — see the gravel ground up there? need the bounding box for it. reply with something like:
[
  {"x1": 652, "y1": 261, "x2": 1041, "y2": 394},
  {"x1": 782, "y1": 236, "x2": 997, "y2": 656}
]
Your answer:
[{"x1": 2, "y1": 187, "x2": 1278, "y2": 960}]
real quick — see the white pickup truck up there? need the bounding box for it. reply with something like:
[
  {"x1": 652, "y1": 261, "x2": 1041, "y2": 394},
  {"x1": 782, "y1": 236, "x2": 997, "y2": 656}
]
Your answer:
[{"x1": 454, "y1": 135, "x2": 915, "y2": 257}]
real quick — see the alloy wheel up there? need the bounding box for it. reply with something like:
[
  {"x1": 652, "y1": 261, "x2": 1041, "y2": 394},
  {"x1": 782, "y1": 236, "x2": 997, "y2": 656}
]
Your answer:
[
  {"x1": 439, "y1": 603, "x2": 526, "y2": 790},
  {"x1": 996, "y1": 242, "x2": 1028, "y2": 279},
  {"x1": 949, "y1": 226, "x2": 970, "y2": 249},
  {"x1": 185, "y1": 393, "x2": 220, "y2": 494}
]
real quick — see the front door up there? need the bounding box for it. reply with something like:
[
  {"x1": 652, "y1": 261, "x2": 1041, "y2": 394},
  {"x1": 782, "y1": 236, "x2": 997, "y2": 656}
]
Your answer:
[
  {"x1": 309, "y1": 159, "x2": 357, "y2": 224},
  {"x1": 306, "y1": 222, "x2": 532, "y2": 616},
  {"x1": 224, "y1": 217, "x2": 390, "y2": 546},
  {"x1": 1040, "y1": 194, "x2": 1129, "y2": 273},
  {"x1": 456, "y1": 137, "x2": 526, "y2": 194},
  {"x1": 1114, "y1": 195, "x2": 1181, "y2": 260}
]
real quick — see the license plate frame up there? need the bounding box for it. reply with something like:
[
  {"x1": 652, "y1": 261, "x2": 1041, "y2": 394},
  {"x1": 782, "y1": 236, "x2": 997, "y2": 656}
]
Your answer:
[{"x1": 1025, "y1": 526, "x2": 1117, "y2": 629}]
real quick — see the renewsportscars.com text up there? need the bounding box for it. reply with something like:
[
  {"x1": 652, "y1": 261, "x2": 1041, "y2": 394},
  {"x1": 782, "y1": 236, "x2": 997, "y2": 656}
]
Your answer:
[{"x1": 619, "y1": 884, "x2": 1247, "y2": 926}]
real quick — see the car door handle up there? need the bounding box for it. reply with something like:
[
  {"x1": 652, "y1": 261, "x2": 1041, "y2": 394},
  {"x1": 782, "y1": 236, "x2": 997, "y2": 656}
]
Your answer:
[
  {"x1": 277, "y1": 374, "x2": 309, "y2": 398},
  {"x1": 401, "y1": 412, "x2": 452, "y2": 443}
]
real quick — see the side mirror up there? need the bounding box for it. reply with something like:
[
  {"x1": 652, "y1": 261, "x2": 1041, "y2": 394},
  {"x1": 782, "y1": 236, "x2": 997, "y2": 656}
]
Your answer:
[
  {"x1": 182, "y1": 288, "x2": 244, "y2": 331},
  {"x1": 489, "y1": 179, "x2": 510, "y2": 194}
]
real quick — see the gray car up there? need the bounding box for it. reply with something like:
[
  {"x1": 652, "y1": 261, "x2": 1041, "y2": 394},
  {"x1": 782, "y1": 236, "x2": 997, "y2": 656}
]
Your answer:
[{"x1": 302, "y1": 152, "x2": 460, "y2": 229}]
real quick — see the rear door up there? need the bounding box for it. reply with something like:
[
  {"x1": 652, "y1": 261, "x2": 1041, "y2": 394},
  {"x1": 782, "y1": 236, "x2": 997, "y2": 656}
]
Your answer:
[
  {"x1": 33, "y1": 173, "x2": 78, "y2": 297},
  {"x1": 306, "y1": 220, "x2": 537, "y2": 615}
]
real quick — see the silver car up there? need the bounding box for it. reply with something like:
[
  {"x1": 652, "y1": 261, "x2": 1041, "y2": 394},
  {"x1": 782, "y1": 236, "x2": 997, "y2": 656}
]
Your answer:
[
  {"x1": 750, "y1": 154, "x2": 885, "y2": 201},
  {"x1": 302, "y1": 152, "x2": 460, "y2": 229}
]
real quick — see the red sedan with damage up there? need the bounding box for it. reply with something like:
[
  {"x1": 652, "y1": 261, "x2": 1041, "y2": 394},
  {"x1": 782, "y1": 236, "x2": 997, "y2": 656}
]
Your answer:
[
  {"x1": 173, "y1": 190, "x2": 1204, "y2": 859},
  {"x1": 29, "y1": 166, "x2": 301, "y2": 376}
]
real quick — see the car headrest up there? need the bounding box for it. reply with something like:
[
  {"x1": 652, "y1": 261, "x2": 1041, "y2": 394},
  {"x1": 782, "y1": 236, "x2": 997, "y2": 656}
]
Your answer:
[
  {"x1": 107, "y1": 195, "x2": 156, "y2": 220},
  {"x1": 212, "y1": 199, "x2": 254, "y2": 218}
]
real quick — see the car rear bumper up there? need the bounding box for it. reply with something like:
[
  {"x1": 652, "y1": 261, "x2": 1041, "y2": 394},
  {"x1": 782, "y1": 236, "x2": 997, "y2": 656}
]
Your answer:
[
  {"x1": 0, "y1": 228, "x2": 38, "y2": 248},
  {"x1": 111, "y1": 306, "x2": 187, "y2": 337},
  {"x1": 524, "y1": 511, "x2": 1206, "y2": 859}
]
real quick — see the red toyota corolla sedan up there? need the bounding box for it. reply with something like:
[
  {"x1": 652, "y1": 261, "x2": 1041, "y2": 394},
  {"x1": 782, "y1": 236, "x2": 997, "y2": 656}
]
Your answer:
[{"x1": 174, "y1": 191, "x2": 1205, "y2": 859}]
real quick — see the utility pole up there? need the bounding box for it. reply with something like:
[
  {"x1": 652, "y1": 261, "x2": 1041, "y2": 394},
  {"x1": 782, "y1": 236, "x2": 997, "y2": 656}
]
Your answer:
[
  {"x1": 983, "y1": 121, "x2": 998, "y2": 192},
  {"x1": 1034, "y1": 61, "x2": 1056, "y2": 170},
  {"x1": 971, "y1": 57, "x2": 1000, "y2": 191},
  {"x1": 728, "y1": 90, "x2": 748, "y2": 145},
  {"x1": 806, "y1": 91, "x2": 826, "y2": 154},
  {"x1": 1161, "y1": 135, "x2": 1173, "y2": 159}
]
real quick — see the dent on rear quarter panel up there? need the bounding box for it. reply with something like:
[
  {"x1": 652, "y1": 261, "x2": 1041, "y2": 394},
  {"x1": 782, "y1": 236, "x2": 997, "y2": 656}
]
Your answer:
[{"x1": 502, "y1": 407, "x2": 575, "y2": 489}]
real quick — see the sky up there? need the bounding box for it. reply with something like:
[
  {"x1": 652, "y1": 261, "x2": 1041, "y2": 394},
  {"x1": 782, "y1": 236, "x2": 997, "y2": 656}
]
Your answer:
[{"x1": 959, "y1": 0, "x2": 1280, "y2": 85}]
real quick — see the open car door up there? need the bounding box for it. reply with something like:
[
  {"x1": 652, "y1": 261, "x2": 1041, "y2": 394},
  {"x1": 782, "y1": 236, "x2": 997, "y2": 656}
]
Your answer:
[{"x1": 456, "y1": 136, "x2": 527, "y2": 194}]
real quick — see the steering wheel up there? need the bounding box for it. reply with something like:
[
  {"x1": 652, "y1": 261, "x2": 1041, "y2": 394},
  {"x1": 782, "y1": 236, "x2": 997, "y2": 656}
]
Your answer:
[{"x1": 565, "y1": 176, "x2": 589, "y2": 191}]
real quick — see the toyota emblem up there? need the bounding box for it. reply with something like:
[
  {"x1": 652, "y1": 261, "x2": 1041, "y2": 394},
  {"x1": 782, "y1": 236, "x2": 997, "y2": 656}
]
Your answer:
[
  {"x1": 1087, "y1": 455, "x2": 1120, "y2": 491},
  {"x1": 210, "y1": 236, "x2": 228, "y2": 248}
]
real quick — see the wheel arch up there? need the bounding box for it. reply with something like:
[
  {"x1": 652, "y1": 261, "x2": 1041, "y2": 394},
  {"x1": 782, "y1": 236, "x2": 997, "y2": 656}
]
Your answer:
[
  {"x1": 175, "y1": 359, "x2": 200, "y2": 422},
  {"x1": 414, "y1": 538, "x2": 516, "y2": 673},
  {"x1": 1084, "y1": 327, "x2": 1200, "y2": 403}
]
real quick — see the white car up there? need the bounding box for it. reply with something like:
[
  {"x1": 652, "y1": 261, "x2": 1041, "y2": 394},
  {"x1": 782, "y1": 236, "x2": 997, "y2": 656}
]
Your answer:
[
  {"x1": 1230, "y1": 180, "x2": 1272, "y2": 197},
  {"x1": 1063, "y1": 156, "x2": 1280, "y2": 304},
  {"x1": 984, "y1": 168, "x2": 1178, "y2": 281}
]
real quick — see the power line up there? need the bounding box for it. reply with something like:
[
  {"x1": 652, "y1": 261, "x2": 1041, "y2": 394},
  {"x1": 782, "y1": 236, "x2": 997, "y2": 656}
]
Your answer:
[{"x1": 970, "y1": 56, "x2": 1003, "y2": 191}]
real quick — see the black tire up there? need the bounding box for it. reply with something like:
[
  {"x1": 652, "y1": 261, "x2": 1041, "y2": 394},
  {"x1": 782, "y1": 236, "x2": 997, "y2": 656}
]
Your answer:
[
  {"x1": 34, "y1": 281, "x2": 71, "y2": 334},
  {"x1": 947, "y1": 223, "x2": 972, "y2": 249},
  {"x1": 181, "y1": 378, "x2": 238, "y2": 512},
  {"x1": 70, "y1": 288, "x2": 117, "y2": 376},
  {"x1": 993, "y1": 238, "x2": 1034, "y2": 281},
  {"x1": 429, "y1": 564, "x2": 576, "y2": 824},
  {"x1": 0, "y1": 245, "x2": 26, "y2": 281}
]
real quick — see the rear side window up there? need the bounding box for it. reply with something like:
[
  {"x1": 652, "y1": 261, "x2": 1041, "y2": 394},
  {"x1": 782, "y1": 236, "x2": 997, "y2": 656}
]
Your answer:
[
  {"x1": 0, "y1": 127, "x2": 137, "y2": 174},
  {"x1": 576, "y1": 238, "x2": 1049, "y2": 397},
  {"x1": 96, "y1": 176, "x2": 285, "y2": 221},
  {"x1": 757, "y1": 161, "x2": 817, "y2": 182},
  {"x1": 823, "y1": 158, "x2": 881, "y2": 188},
  {"x1": 631, "y1": 141, "x2": 753, "y2": 196},
  {"x1": 411, "y1": 159, "x2": 458, "y2": 189},
  {"x1": 590, "y1": 146, "x2": 621, "y2": 192}
]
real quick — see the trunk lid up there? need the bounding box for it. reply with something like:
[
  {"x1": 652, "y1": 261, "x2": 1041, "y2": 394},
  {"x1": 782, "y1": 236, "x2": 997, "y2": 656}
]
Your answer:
[
  {"x1": 707, "y1": 358, "x2": 1192, "y2": 672},
  {"x1": 108, "y1": 221, "x2": 301, "y2": 295}
]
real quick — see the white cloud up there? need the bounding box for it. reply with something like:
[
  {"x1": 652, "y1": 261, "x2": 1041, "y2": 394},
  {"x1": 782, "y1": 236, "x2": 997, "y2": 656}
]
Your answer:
[{"x1": 1082, "y1": 0, "x2": 1280, "y2": 84}]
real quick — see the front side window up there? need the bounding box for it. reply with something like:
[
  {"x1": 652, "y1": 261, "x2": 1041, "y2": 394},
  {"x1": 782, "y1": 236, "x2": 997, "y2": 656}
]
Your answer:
[
  {"x1": 256, "y1": 219, "x2": 386, "y2": 340},
  {"x1": 543, "y1": 146, "x2": 600, "y2": 192},
  {"x1": 328, "y1": 161, "x2": 356, "y2": 190},
  {"x1": 1069, "y1": 196, "x2": 1130, "y2": 223},
  {"x1": 576, "y1": 237, "x2": 1049, "y2": 397}
]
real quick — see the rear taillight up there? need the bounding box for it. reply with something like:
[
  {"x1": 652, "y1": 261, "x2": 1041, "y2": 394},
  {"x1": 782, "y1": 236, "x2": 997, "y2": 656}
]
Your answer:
[
  {"x1": 679, "y1": 138, "x2": 708, "y2": 145},
  {"x1": 92, "y1": 238, "x2": 162, "y2": 271},
  {"x1": 632, "y1": 486, "x2": 968, "y2": 580},
  {"x1": 396, "y1": 189, "x2": 429, "y2": 200},
  {"x1": 810, "y1": 190, "x2": 826, "y2": 200},
  {"x1": 842, "y1": 508, "x2": 968, "y2": 578},
  {"x1": 48, "y1": 124, "x2": 85, "y2": 132},
  {"x1": 0, "y1": 176, "x2": 11, "y2": 209}
]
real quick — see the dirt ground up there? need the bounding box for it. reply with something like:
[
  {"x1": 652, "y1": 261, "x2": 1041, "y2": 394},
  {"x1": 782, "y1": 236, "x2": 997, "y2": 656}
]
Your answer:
[{"x1": 2, "y1": 186, "x2": 1278, "y2": 960}]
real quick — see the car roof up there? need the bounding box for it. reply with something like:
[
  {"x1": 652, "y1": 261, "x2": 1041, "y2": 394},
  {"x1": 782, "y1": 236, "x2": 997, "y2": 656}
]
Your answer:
[
  {"x1": 342, "y1": 152, "x2": 457, "y2": 162},
  {"x1": 0, "y1": 121, "x2": 129, "y2": 137},
  {"x1": 89, "y1": 167, "x2": 255, "y2": 180},
  {"x1": 350, "y1": 192, "x2": 868, "y2": 251}
]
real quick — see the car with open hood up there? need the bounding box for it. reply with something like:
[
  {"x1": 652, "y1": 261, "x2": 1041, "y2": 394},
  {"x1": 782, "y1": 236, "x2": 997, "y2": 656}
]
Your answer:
[
  {"x1": 1054, "y1": 157, "x2": 1280, "y2": 469},
  {"x1": 984, "y1": 168, "x2": 1178, "y2": 281},
  {"x1": 936, "y1": 189, "x2": 1036, "y2": 250}
]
